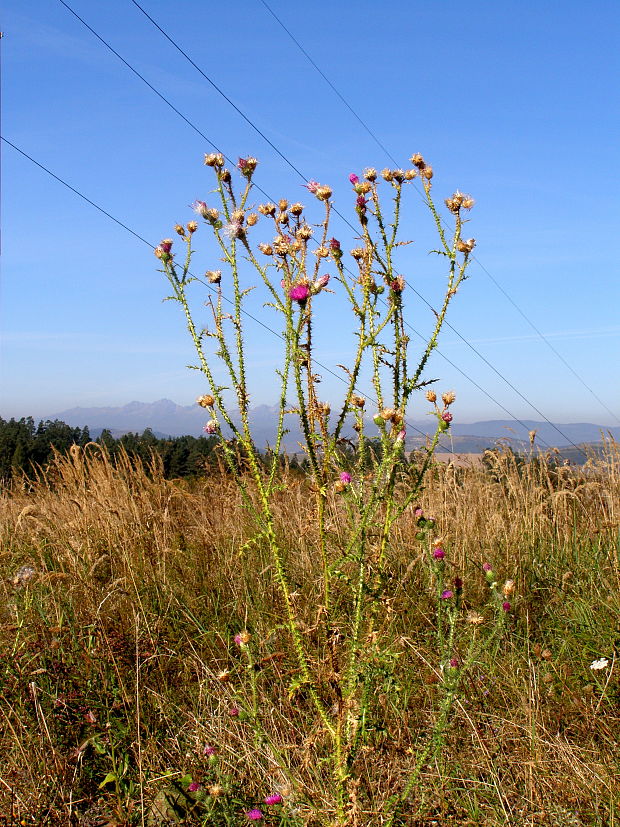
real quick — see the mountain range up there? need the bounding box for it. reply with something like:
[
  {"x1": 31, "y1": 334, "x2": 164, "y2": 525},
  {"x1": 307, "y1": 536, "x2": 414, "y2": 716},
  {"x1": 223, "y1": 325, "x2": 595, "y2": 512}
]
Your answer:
[{"x1": 43, "y1": 399, "x2": 619, "y2": 456}]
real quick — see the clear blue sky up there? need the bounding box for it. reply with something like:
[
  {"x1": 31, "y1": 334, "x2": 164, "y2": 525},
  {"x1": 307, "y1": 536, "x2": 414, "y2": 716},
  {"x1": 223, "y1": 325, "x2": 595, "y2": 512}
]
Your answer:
[{"x1": 2, "y1": 0, "x2": 619, "y2": 426}]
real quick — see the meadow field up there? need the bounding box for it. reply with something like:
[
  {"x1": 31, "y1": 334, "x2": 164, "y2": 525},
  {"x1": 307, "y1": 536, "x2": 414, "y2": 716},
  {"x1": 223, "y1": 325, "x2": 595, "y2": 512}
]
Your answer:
[{"x1": 1, "y1": 442, "x2": 618, "y2": 826}]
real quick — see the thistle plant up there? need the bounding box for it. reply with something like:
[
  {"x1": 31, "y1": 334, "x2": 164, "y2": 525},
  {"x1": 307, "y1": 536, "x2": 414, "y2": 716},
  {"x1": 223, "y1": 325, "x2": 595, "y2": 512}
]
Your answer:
[{"x1": 156, "y1": 152, "x2": 509, "y2": 823}]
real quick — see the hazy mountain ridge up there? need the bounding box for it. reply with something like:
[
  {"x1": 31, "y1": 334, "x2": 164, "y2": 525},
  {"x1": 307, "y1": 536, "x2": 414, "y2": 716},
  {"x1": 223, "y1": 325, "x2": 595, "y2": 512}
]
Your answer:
[{"x1": 42, "y1": 399, "x2": 620, "y2": 454}]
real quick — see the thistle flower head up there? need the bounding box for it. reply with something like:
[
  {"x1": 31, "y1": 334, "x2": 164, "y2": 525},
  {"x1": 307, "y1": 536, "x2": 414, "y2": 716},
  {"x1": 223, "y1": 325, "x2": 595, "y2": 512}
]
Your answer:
[
  {"x1": 315, "y1": 184, "x2": 333, "y2": 201},
  {"x1": 305, "y1": 180, "x2": 320, "y2": 193},
  {"x1": 187, "y1": 220, "x2": 198, "y2": 234},
  {"x1": 290, "y1": 202, "x2": 304, "y2": 215},
  {"x1": 502, "y1": 601, "x2": 511, "y2": 612},
  {"x1": 426, "y1": 390, "x2": 437, "y2": 403},
  {"x1": 234, "y1": 630, "x2": 251, "y2": 646},
  {"x1": 237, "y1": 156, "x2": 258, "y2": 176},
  {"x1": 188, "y1": 782, "x2": 201, "y2": 792},
  {"x1": 264, "y1": 794, "x2": 283, "y2": 805},
  {"x1": 410, "y1": 153, "x2": 426, "y2": 169},
  {"x1": 442, "y1": 411, "x2": 453, "y2": 423},
  {"x1": 364, "y1": 167, "x2": 377, "y2": 181},
  {"x1": 433, "y1": 547, "x2": 445, "y2": 560},
  {"x1": 339, "y1": 471, "x2": 352, "y2": 484},
  {"x1": 442, "y1": 390, "x2": 456, "y2": 406},
  {"x1": 207, "y1": 270, "x2": 222, "y2": 284},
  {"x1": 440, "y1": 589, "x2": 454, "y2": 600},
  {"x1": 246, "y1": 810, "x2": 263, "y2": 821},
  {"x1": 204, "y1": 152, "x2": 225, "y2": 167},
  {"x1": 224, "y1": 220, "x2": 244, "y2": 239},
  {"x1": 289, "y1": 283, "x2": 310, "y2": 303},
  {"x1": 203, "y1": 420, "x2": 218, "y2": 435},
  {"x1": 197, "y1": 394, "x2": 215, "y2": 408},
  {"x1": 349, "y1": 173, "x2": 359, "y2": 184}
]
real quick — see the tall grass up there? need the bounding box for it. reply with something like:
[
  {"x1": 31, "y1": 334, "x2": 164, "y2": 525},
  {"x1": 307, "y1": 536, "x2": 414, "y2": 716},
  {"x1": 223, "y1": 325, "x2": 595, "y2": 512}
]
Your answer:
[{"x1": 1, "y1": 441, "x2": 618, "y2": 825}]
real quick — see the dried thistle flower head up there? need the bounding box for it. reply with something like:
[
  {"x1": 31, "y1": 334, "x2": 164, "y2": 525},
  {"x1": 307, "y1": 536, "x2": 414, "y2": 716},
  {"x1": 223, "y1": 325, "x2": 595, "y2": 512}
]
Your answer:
[
  {"x1": 204, "y1": 152, "x2": 225, "y2": 167},
  {"x1": 404, "y1": 169, "x2": 417, "y2": 180},
  {"x1": 278, "y1": 199, "x2": 288, "y2": 211},
  {"x1": 208, "y1": 784, "x2": 224, "y2": 798},
  {"x1": 258, "y1": 242, "x2": 273, "y2": 255},
  {"x1": 296, "y1": 224, "x2": 313, "y2": 241},
  {"x1": 461, "y1": 195, "x2": 475, "y2": 209},
  {"x1": 381, "y1": 168, "x2": 394, "y2": 182},
  {"x1": 220, "y1": 168, "x2": 232, "y2": 183},
  {"x1": 442, "y1": 390, "x2": 456, "y2": 406},
  {"x1": 426, "y1": 390, "x2": 437, "y2": 403},
  {"x1": 466, "y1": 611, "x2": 484, "y2": 625},
  {"x1": 277, "y1": 211, "x2": 289, "y2": 225},
  {"x1": 392, "y1": 169, "x2": 405, "y2": 183},
  {"x1": 231, "y1": 209, "x2": 245, "y2": 223},
  {"x1": 350, "y1": 247, "x2": 365, "y2": 260},
  {"x1": 174, "y1": 224, "x2": 185, "y2": 236},
  {"x1": 421, "y1": 166, "x2": 434, "y2": 180},
  {"x1": 187, "y1": 221, "x2": 198, "y2": 234},
  {"x1": 356, "y1": 181, "x2": 372, "y2": 194},
  {"x1": 258, "y1": 203, "x2": 276, "y2": 216},
  {"x1": 316, "y1": 401, "x2": 331, "y2": 416},
  {"x1": 350, "y1": 395, "x2": 366, "y2": 408},
  {"x1": 313, "y1": 245, "x2": 330, "y2": 258},
  {"x1": 246, "y1": 213, "x2": 258, "y2": 227},
  {"x1": 410, "y1": 153, "x2": 426, "y2": 169},
  {"x1": 290, "y1": 202, "x2": 304, "y2": 216},
  {"x1": 381, "y1": 407, "x2": 398, "y2": 422},
  {"x1": 364, "y1": 167, "x2": 377, "y2": 181},
  {"x1": 315, "y1": 185, "x2": 332, "y2": 201},
  {"x1": 456, "y1": 238, "x2": 476, "y2": 254},
  {"x1": 206, "y1": 270, "x2": 222, "y2": 284},
  {"x1": 197, "y1": 394, "x2": 215, "y2": 407},
  {"x1": 502, "y1": 579, "x2": 515, "y2": 597}
]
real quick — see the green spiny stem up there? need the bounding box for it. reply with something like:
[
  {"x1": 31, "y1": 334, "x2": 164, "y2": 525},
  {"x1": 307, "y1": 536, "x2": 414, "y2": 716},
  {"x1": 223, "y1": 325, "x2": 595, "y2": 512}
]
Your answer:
[{"x1": 290, "y1": 308, "x2": 321, "y2": 483}]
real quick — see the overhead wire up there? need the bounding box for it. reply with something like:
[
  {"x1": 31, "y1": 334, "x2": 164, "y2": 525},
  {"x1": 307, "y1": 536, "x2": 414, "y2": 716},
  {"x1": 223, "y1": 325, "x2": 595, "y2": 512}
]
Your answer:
[{"x1": 256, "y1": 0, "x2": 620, "y2": 429}]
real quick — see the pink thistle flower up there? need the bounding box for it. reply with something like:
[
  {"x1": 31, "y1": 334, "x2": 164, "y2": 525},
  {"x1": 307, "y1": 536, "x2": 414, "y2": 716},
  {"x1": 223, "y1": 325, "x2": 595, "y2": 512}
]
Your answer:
[
  {"x1": 314, "y1": 273, "x2": 330, "y2": 291},
  {"x1": 356, "y1": 195, "x2": 367, "y2": 208},
  {"x1": 224, "y1": 220, "x2": 244, "y2": 239},
  {"x1": 329, "y1": 237, "x2": 341, "y2": 250},
  {"x1": 502, "y1": 601, "x2": 511, "y2": 612},
  {"x1": 159, "y1": 239, "x2": 173, "y2": 254},
  {"x1": 442, "y1": 411, "x2": 453, "y2": 423},
  {"x1": 305, "y1": 180, "x2": 319, "y2": 193},
  {"x1": 454, "y1": 576, "x2": 463, "y2": 590},
  {"x1": 339, "y1": 471, "x2": 352, "y2": 484},
  {"x1": 203, "y1": 420, "x2": 218, "y2": 435},
  {"x1": 289, "y1": 283, "x2": 310, "y2": 303},
  {"x1": 433, "y1": 547, "x2": 445, "y2": 560},
  {"x1": 482, "y1": 562, "x2": 493, "y2": 572},
  {"x1": 264, "y1": 794, "x2": 283, "y2": 805},
  {"x1": 188, "y1": 782, "x2": 201, "y2": 792},
  {"x1": 349, "y1": 173, "x2": 359, "y2": 185},
  {"x1": 395, "y1": 429, "x2": 406, "y2": 443},
  {"x1": 449, "y1": 657, "x2": 459, "y2": 668},
  {"x1": 414, "y1": 507, "x2": 424, "y2": 517},
  {"x1": 203, "y1": 745, "x2": 217, "y2": 756},
  {"x1": 238, "y1": 157, "x2": 248, "y2": 170},
  {"x1": 192, "y1": 199, "x2": 208, "y2": 217},
  {"x1": 246, "y1": 809, "x2": 263, "y2": 821},
  {"x1": 440, "y1": 590, "x2": 454, "y2": 600},
  {"x1": 229, "y1": 706, "x2": 240, "y2": 717}
]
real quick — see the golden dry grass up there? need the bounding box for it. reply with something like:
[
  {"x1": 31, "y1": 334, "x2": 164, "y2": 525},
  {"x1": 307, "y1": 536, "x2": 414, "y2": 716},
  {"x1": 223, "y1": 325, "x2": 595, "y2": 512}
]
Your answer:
[{"x1": 1, "y1": 441, "x2": 618, "y2": 825}]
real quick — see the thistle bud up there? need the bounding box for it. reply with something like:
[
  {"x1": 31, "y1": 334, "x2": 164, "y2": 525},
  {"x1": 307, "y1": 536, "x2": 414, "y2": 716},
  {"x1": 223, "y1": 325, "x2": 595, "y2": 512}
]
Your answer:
[{"x1": 373, "y1": 414, "x2": 384, "y2": 427}]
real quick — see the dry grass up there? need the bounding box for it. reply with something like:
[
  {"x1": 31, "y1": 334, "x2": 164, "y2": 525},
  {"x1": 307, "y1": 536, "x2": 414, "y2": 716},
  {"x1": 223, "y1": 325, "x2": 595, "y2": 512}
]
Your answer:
[{"x1": 1, "y1": 441, "x2": 619, "y2": 825}]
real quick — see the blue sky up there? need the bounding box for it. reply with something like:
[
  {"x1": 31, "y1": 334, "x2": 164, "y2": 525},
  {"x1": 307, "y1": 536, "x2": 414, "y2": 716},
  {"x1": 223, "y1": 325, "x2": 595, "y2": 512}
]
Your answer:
[{"x1": 2, "y1": 0, "x2": 619, "y2": 427}]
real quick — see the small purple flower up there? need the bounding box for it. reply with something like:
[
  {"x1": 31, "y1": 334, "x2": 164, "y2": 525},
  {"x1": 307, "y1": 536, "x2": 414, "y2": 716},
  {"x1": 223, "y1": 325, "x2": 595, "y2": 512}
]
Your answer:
[
  {"x1": 203, "y1": 745, "x2": 217, "y2": 756},
  {"x1": 289, "y1": 283, "x2": 310, "y2": 303},
  {"x1": 414, "y1": 507, "x2": 424, "y2": 518},
  {"x1": 440, "y1": 590, "x2": 454, "y2": 600},
  {"x1": 349, "y1": 173, "x2": 359, "y2": 185},
  {"x1": 449, "y1": 657, "x2": 459, "y2": 668},
  {"x1": 502, "y1": 601, "x2": 511, "y2": 612},
  {"x1": 433, "y1": 547, "x2": 445, "y2": 560},
  {"x1": 339, "y1": 471, "x2": 351, "y2": 484},
  {"x1": 188, "y1": 782, "x2": 201, "y2": 792},
  {"x1": 442, "y1": 411, "x2": 453, "y2": 423},
  {"x1": 229, "y1": 706, "x2": 240, "y2": 717},
  {"x1": 264, "y1": 794, "x2": 283, "y2": 805},
  {"x1": 234, "y1": 633, "x2": 243, "y2": 646},
  {"x1": 305, "y1": 180, "x2": 319, "y2": 193},
  {"x1": 482, "y1": 562, "x2": 493, "y2": 572},
  {"x1": 246, "y1": 809, "x2": 263, "y2": 821}
]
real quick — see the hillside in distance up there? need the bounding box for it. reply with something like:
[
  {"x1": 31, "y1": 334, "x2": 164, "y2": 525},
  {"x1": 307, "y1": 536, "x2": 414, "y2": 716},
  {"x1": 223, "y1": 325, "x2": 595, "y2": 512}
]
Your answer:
[{"x1": 45, "y1": 399, "x2": 619, "y2": 457}]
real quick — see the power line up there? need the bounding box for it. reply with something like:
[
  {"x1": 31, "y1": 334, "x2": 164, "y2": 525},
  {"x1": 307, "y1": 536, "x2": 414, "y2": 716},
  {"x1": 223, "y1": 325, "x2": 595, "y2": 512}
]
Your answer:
[
  {"x1": 2, "y1": 135, "x2": 467, "y2": 454},
  {"x1": 256, "y1": 0, "x2": 620, "y2": 429}
]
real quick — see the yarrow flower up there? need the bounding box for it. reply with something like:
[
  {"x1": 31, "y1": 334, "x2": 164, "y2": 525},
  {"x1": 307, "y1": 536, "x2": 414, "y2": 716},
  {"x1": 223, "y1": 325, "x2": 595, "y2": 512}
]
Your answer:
[
  {"x1": 590, "y1": 658, "x2": 609, "y2": 670},
  {"x1": 440, "y1": 589, "x2": 454, "y2": 600},
  {"x1": 246, "y1": 809, "x2": 263, "y2": 821},
  {"x1": 289, "y1": 283, "x2": 310, "y2": 303},
  {"x1": 264, "y1": 794, "x2": 283, "y2": 805}
]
